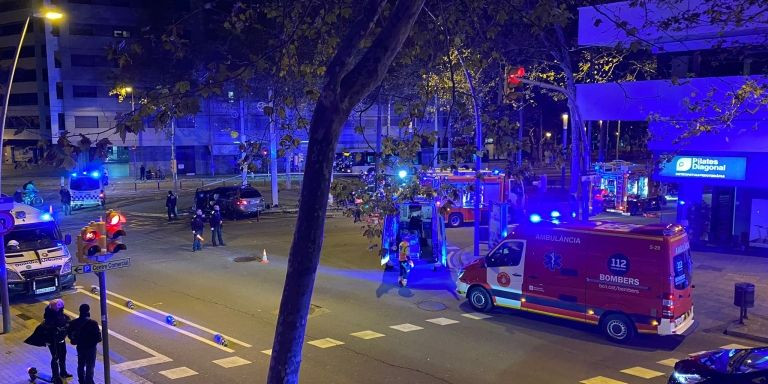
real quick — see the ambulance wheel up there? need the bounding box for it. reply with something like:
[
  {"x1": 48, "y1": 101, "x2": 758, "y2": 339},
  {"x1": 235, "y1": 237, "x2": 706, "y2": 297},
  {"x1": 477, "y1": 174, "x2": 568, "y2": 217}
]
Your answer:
[
  {"x1": 448, "y1": 213, "x2": 463, "y2": 227},
  {"x1": 468, "y1": 286, "x2": 493, "y2": 312},
  {"x1": 602, "y1": 314, "x2": 635, "y2": 343}
]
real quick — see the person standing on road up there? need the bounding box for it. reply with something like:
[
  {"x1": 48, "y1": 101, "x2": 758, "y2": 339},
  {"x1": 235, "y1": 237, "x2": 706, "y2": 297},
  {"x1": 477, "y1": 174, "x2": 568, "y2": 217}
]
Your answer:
[
  {"x1": 140, "y1": 164, "x2": 146, "y2": 180},
  {"x1": 67, "y1": 303, "x2": 101, "y2": 384},
  {"x1": 44, "y1": 299, "x2": 72, "y2": 384},
  {"x1": 210, "y1": 205, "x2": 225, "y2": 246},
  {"x1": 166, "y1": 191, "x2": 178, "y2": 221},
  {"x1": 398, "y1": 234, "x2": 413, "y2": 287},
  {"x1": 191, "y1": 209, "x2": 205, "y2": 252},
  {"x1": 59, "y1": 186, "x2": 72, "y2": 216}
]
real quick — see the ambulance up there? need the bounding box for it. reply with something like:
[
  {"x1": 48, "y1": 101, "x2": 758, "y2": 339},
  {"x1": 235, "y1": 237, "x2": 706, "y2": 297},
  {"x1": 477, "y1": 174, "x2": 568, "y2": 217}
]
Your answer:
[
  {"x1": 5, "y1": 203, "x2": 75, "y2": 296},
  {"x1": 69, "y1": 170, "x2": 105, "y2": 209},
  {"x1": 456, "y1": 220, "x2": 695, "y2": 343}
]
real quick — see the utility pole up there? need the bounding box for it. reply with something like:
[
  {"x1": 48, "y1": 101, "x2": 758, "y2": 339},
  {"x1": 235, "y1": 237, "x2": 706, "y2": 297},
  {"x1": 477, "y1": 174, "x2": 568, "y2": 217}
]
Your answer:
[
  {"x1": 517, "y1": 108, "x2": 524, "y2": 167},
  {"x1": 239, "y1": 99, "x2": 247, "y2": 186},
  {"x1": 598, "y1": 120, "x2": 605, "y2": 163},
  {"x1": 561, "y1": 113, "x2": 568, "y2": 189},
  {"x1": 268, "y1": 89, "x2": 279, "y2": 207},
  {"x1": 170, "y1": 118, "x2": 177, "y2": 192},
  {"x1": 433, "y1": 94, "x2": 439, "y2": 169},
  {"x1": 616, "y1": 120, "x2": 621, "y2": 161}
]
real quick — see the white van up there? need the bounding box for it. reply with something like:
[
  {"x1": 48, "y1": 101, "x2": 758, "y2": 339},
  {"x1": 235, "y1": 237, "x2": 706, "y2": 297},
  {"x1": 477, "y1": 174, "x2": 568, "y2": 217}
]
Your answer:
[
  {"x1": 69, "y1": 171, "x2": 105, "y2": 209},
  {"x1": 5, "y1": 203, "x2": 75, "y2": 296}
]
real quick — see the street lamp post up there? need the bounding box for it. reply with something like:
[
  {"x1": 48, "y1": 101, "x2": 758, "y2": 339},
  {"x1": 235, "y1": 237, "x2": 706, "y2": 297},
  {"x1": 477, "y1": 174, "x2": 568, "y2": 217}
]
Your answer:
[
  {"x1": 561, "y1": 113, "x2": 568, "y2": 189},
  {"x1": 120, "y1": 87, "x2": 137, "y2": 177},
  {"x1": 616, "y1": 120, "x2": 621, "y2": 161},
  {"x1": 0, "y1": 8, "x2": 64, "y2": 334}
]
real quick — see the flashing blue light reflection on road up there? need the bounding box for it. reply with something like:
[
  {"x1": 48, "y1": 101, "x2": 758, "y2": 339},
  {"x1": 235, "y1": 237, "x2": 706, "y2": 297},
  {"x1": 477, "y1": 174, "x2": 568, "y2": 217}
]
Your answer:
[
  {"x1": 40, "y1": 213, "x2": 52, "y2": 221},
  {"x1": 529, "y1": 214, "x2": 542, "y2": 223}
]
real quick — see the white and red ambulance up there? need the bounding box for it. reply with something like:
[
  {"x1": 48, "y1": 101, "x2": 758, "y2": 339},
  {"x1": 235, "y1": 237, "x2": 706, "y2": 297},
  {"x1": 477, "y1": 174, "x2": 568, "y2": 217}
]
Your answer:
[{"x1": 456, "y1": 220, "x2": 695, "y2": 343}]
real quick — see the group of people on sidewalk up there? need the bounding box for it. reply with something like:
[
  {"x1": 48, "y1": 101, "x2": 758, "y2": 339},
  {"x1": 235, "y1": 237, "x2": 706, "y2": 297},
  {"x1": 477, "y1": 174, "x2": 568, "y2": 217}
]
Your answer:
[
  {"x1": 191, "y1": 206, "x2": 226, "y2": 251},
  {"x1": 24, "y1": 299, "x2": 102, "y2": 384}
]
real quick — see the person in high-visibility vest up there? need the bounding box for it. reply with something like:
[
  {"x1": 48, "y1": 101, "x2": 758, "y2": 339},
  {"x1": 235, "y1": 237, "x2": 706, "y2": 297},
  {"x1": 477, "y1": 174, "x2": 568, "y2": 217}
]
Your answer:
[{"x1": 398, "y1": 234, "x2": 413, "y2": 287}]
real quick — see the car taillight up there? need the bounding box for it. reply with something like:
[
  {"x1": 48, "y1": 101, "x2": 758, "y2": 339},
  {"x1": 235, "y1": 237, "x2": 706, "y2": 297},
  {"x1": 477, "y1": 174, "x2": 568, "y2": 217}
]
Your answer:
[
  {"x1": 237, "y1": 199, "x2": 247, "y2": 205},
  {"x1": 662, "y1": 293, "x2": 675, "y2": 319},
  {"x1": 99, "y1": 190, "x2": 105, "y2": 198}
]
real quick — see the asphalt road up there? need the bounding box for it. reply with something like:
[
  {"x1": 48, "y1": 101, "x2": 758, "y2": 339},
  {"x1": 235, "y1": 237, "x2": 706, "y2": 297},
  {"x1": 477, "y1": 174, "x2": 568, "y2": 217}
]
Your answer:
[{"x1": 10, "y1": 192, "x2": 761, "y2": 384}]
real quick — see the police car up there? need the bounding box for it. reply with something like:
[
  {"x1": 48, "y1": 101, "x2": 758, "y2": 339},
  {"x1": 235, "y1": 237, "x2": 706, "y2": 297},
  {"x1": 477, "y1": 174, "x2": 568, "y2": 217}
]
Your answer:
[
  {"x1": 69, "y1": 170, "x2": 105, "y2": 209},
  {"x1": 5, "y1": 203, "x2": 75, "y2": 296}
]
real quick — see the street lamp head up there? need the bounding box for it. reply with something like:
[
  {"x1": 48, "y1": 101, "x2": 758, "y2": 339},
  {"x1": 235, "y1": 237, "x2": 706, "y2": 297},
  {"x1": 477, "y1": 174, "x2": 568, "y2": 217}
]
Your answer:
[
  {"x1": 545, "y1": 132, "x2": 552, "y2": 138},
  {"x1": 123, "y1": 87, "x2": 133, "y2": 93},
  {"x1": 43, "y1": 11, "x2": 64, "y2": 20}
]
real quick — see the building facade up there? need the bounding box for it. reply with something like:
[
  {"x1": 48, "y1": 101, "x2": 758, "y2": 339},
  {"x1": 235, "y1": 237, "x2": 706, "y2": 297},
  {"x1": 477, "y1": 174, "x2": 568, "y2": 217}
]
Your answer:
[
  {"x1": 577, "y1": 1, "x2": 768, "y2": 253},
  {"x1": 0, "y1": 0, "x2": 454, "y2": 179}
]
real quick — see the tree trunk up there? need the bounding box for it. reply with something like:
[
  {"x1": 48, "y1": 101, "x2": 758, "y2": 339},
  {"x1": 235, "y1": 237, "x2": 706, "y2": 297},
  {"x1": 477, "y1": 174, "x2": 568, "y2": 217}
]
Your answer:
[{"x1": 267, "y1": 1, "x2": 425, "y2": 382}]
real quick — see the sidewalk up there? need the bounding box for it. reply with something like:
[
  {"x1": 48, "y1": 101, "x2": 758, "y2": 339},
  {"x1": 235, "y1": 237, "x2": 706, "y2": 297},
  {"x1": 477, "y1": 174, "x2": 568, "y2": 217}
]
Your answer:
[{"x1": 0, "y1": 305, "x2": 150, "y2": 384}]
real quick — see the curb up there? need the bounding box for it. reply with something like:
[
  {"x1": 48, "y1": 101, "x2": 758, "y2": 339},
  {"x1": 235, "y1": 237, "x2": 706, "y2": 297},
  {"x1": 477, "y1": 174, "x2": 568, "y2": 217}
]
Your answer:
[
  {"x1": 724, "y1": 328, "x2": 768, "y2": 344},
  {"x1": 724, "y1": 320, "x2": 768, "y2": 344}
]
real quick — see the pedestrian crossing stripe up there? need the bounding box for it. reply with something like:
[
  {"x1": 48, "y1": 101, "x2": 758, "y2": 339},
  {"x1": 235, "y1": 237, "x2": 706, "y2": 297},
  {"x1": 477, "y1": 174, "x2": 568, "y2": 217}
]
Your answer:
[
  {"x1": 720, "y1": 343, "x2": 751, "y2": 349},
  {"x1": 389, "y1": 323, "x2": 424, "y2": 332},
  {"x1": 261, "y1": 349, "x2": 272, "y2": 356},
  {"x1": 350, "y1": 330, "x2": 386, "y2": 340},
  {"x1": 159, "y1": 367, "x2": 198, "y2": 379},
  {"x1": 579, "y1": 376, "x2": 627, "y2": 384},
  {"x1": 212, "y1": 356, "x2": 252, "y2": 368},
  {"x1": 462, "y1": 313, "x2": 492, "y2": 320},
  {"x1": 426, "y1": 317, "x2": 459, "y2": 325},
  {"x1": 308, "y1": 338, "x2": 345, "y2": 348},
  {"x1": 657, "y1": 358, "x2": 678, "y2": 367},
  {"x1": 620, "y1": 366, "x2": 664, "y2": 379}
]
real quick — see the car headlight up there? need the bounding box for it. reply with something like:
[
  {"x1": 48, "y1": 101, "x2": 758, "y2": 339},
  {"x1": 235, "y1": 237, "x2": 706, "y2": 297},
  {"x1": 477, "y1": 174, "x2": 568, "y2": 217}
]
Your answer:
[
  {"x1": 672, "y1": 372, "x2": 705, "y2": 383},
  {"x1": 60, "y1": 259, "x2": 72, "y2": 275},
  {"x1": 6, "y1": 268, "x2": 23, "y2": 282}
]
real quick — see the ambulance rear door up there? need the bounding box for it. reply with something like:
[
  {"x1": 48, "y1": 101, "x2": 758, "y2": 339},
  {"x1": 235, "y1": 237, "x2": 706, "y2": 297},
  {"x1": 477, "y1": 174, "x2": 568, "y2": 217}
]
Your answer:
[{"x1": 486, "y1": 239, "x2": 526, "y2": 308}]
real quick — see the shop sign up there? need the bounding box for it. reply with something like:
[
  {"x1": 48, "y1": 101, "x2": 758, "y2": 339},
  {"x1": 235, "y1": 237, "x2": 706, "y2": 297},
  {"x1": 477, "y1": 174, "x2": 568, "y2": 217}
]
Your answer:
[{"x1": 660, "y1": 156, "x2": 746, "y2": 181}]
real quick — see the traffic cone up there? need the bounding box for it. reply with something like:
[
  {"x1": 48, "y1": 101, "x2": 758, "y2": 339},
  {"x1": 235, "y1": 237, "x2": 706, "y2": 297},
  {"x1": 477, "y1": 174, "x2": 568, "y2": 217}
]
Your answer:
[{"x1": 261, "y1": 249, "x2": 269, "y2": 264}]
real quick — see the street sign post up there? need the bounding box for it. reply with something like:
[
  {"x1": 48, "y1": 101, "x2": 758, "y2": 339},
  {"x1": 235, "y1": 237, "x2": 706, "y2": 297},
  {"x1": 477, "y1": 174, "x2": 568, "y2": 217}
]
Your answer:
[
  {"x1": 0, "y1": 196, "x2": 14, "y2": 333},
  {"x1": 73, "y1": 258, "x2": 131, "y2": 274},
  {"x1": 74, "y1": 211, "x2": 127, "y2": 384}
]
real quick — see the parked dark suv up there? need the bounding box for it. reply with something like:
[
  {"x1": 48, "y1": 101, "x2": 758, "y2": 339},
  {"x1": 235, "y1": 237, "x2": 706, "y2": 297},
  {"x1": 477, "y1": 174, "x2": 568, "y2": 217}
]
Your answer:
[{"x1": 194, "y1": 185, "x2": 265, "y2": 219}]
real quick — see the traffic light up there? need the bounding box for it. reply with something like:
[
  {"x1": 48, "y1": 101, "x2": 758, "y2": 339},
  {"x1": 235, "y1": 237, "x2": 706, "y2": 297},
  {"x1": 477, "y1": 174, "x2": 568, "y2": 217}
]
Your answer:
[
  {"x1": 105, "y1": 210, "x2": 127, "y2": 254},
  {"x1": 76, "y1": 221, "x2": 103, "y2": 263},
  {"x1": 504, "y1": 66, "x2": 525, "y2": 103}
]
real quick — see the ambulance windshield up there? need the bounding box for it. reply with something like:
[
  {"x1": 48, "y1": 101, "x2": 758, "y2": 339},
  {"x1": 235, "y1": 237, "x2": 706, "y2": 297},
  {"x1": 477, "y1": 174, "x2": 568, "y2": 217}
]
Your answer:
[
  {"x1": 5, "y1": 222, "x2": 62, "y2": 252},
  {"x1": 71, "y1": 177, "x2": 100, "y2": 191},
  {"x1": 672, "y1": 249, "x2": 692, "y2": 290}
]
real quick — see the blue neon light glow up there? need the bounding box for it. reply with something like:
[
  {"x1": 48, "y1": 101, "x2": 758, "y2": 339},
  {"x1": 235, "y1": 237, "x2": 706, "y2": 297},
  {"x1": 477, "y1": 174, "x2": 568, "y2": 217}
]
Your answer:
[
  {"x1": 529, "y1": 214, "x2": 542, "y2": 223},
  {"x1": 71, "y1": 173, "x2": 77, "y2": 177},
  {"x1": 550, "y1": 210, "x2": 561, "y2": 218},
  {"x1": 492, "y1": 169, "x2": 501, "y2": 175},
  {"x1": 571, "y1": 212, "x2": 577, "y2": 218}
]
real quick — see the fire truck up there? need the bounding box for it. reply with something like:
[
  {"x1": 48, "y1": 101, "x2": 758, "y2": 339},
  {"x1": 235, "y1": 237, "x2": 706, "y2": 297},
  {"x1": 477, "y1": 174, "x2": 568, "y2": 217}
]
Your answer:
[{"x1": 426, "y1": 171, "x2": 522, "y2": 227}]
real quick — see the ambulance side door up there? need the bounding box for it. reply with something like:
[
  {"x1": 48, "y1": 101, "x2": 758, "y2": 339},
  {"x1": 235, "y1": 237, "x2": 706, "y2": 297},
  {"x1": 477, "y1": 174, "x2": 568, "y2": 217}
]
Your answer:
[{"x1": 486, "y1": 239, "x2": 526, "y2": 308}]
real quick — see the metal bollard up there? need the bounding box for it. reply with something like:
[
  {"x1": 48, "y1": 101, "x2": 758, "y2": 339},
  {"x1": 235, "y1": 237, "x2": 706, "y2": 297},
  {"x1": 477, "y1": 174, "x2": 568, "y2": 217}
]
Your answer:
[
  {"x1": 134, "y1": 183, "x2": 137, "y2": 192},
  {"x1": 157, "y1": 181, "x2": 160, "y2": 190}
]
